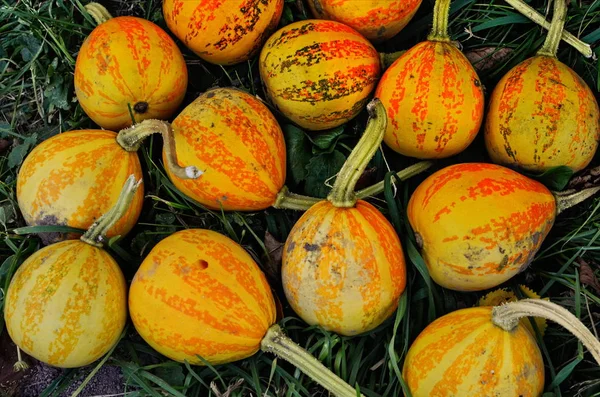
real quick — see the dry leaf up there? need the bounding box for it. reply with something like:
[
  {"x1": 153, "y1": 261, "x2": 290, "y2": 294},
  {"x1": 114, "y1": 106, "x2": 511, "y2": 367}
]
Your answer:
[
  {"x1": 569, "y1": 165, "x2": 600, "y2": 189},
  {"x1": 578, "y1": 258, "x2": 600, "y2": 294},
  {"x1": 465, "y1": 47, "x2": 513, "y2": 73},
  {"x1": 262, "y1": 231, "x2": 284, "y2": 282}
]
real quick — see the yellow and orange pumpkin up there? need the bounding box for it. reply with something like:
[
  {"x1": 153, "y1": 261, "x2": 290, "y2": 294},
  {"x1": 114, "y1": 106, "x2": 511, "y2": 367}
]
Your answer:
[
  {"x1": 375, "y1": 0, "x2": 484, "y2": 159},
  {"x1": 163, "y1": 0, "x2": 283, "y2": 65},
  {"x1": 259, "y1": 20, "x2": 381, "y2": 130},
  {"x1": 485, "y1": 0, "x2": 599, "y2": 172},
  {"x1": 75, "y1": 8, "x2": 187, "y2": 130},
  {"x1": 307, "y1": 0, "x2": 422, "y2": 42}
]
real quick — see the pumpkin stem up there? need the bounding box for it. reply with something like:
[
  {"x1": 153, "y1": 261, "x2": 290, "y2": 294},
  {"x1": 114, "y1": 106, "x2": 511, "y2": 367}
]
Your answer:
[
  {"x1": 428, "y1": 0, "x2": 452, "y2": 42},
  {"x1": 505, "y1": 0, "x2": 593, "y2": 59},
  {"x1": 553, "y1": 187, "x2": 600, "y2": 215},
  {"x1": 537, "y1": 0, "x2": 568, "y2": 57},
  {"x1": 356, "y1": 161, "x2": 434, "y2": 200},
  {"x1": 13, "y1": 347, "x2": 28, "y2": 372},
  {"x1": 80, "y1": 175, "x2": 142, "y2": 248},
  {"x1": 492, "y1": 299, "x2": 600, "y2": 365},
  {"x1": 84, "y1": 2, "x2": 113, "y2": 26},
  {"x1": 379, "y1": 50, "x2": 406, "y2": 70},
  {"x1": 273, "y1": 186, "x2": 321, "y2": 210},
  {"x1": 327, "y1": 99, "x2": 387, "y2": 208},
  {"x1": 261, "y1": 324, "x2": 362, "y2": 397},
  {"x1": 117, "y1": 119, "x2": 202, "y2": 180}
]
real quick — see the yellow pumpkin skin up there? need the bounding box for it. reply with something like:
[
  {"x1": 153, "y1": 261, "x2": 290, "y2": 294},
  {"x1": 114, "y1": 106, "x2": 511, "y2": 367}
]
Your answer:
[
  {"x1": 375, "y1": 41, "x2": 485, "y2": 159},
  {"x1": 163, "y1": 0, "x2": 283, "y2": 65},
  {"x1": 164, "y1": 88, "x2": 286, "y2": 211},
  {"x1": 282, "y1": 200, "x2": 406, "y2": 336},
  {"x1": 74, "y1": 16, "x2": 188, "y2": 130},
  {"x1": 407, "y1": 163, "x2": 556, "y2": 291},
  {"x1": 403, "y1": 307, "x2": 544, "y2": 396},
  {"x1": 4, "y1": 241, "x2": 127, "y2": 368},
  {"x1": 129, "y1": 229, "x2": 277, "y2": 365},
  {"x1": 259, "y1": 20, "x2": 381, "y2": 131},
  {"x1": 16, "y1": 130, "x2": 144, "y2": 244},
  {"x1": 485, "y1": 56, "x2": 600, "y2": 172},
  {"x1": 307, "y1": 0, "x2": 422, "y2": 42}
]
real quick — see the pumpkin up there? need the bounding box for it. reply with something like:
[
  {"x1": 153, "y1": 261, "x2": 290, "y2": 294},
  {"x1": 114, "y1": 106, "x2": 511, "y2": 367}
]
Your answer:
[
  {"x1": 4, "y1": 176, "x2": 139, "y2": 368},
  {"x1": 485, "y1": 0, "x2": 599, "y2": 172},
  {"x1": 259, "y1": 20, "x2": 381, "y2": 131},
  {"x1": 282, "y1": 100, "x2": 410, "y2": 336},
  {"x1": 307, "y1": 0, "x2": 422, "y2": 42},
  {"x1": 129, "y1": 228, "x2": 360, "y2": 397},
  {"x1": 17, "y1": 130, "x2": 144, "y2": 244},
  {"x1": 163, "y1": 0, "x2": 283, "y2": 65},
  {"x1": 403, "y1": 299, "x2": 600, "y2": 396},
  {"x1": 407, "y1": 162, "x2": 599, "y2": 291},
  {"x1": 75, "y1": 4, "x2": 187, "y2": 130},
  {"x1": 375, "y1": 0, "x2": 484, "y2": 159}
]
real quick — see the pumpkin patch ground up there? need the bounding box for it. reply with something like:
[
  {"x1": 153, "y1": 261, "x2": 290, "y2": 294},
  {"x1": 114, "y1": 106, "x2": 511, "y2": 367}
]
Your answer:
[{"x1": 1, "y1": 1, "x2": 600, "y2": 396}]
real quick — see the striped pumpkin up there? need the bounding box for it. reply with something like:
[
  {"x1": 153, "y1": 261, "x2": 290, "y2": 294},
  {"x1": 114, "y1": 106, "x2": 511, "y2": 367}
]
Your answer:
[
  {"x1": 403, "y1": 306, "x2": 544, "y2": 396},
  {"x1": 282, "y1": 200, "x2": 406, "y2": 336},
  {"x1": 485, "y1": 56, "x2": 600, "y2": 172},
  {"x1": 4, "y1": 241, "x2": 127, "y2": 368},
  {"x1": 129, "y1": 229, "x2": 277, "y2": 365},
  {"x1": 75, "y1": 16, "x2": 187, "y2": 130},
  {"x1": 375, "y1": 41, "x2": 485, "y2": 159},
  {"x1": 307, "y1": 0, "x2": 422, "y2": 42},
  {"x1": 16, "y1": 130, "x2": 144, "y2": 244},
  {"x1": 407, "y1": 163, "x2": 556, "y2": 291},
  {"x1": 259, "y1": 20, "x2": 381, "y2": 130},
  {"x1": 163, "y1": 0, "x2": 283, "y2": 65},
  {"x1": 165, "y1": 88, "x2": 286, "y2": 211}
]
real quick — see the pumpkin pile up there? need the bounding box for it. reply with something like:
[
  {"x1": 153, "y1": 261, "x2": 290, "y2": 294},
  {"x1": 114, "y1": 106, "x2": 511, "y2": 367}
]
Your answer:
[{"x1": 4, "y1": 0, "x2": 600, "y2": 395}]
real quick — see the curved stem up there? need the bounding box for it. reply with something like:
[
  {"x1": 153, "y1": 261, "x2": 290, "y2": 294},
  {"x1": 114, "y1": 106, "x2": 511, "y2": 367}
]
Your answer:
[
  {"x1": 537, "y1": 0, "x2": 568, "y2": 57},
  {"x1": 261, "y1": 325, "x2": 361, "y2": 397},
  {"x1": 427, "y1": 0, "x2": 452, "y2": 42},
  {"x1": 356, "y1": 161, "x2": 434, "y2": 200},
  {"x1": 84, "y1": 2, "x2": 113, "y2": 25},
  {"x1": 80, "y1": 175, "x2": 142, "y2": 248},
  {"x1": 13, "y1": 346, "x2": 28, "y2": 372},
  {"x1": 272, "y1": 186, "x2": 321, "y2": 210},
  {"x1": 327, "y1": 99, "x2": 387, "y2": 208},
  {"x1": 492, "y1": 299, "x2": 600, "y2": 365},
  {"x1": 379, "y1": 50, "x2": 406, "y2": 70},
  {"x1": 553, "y1": 187, "x2": 600, "y2": 215},
  {"x1": 505, "y1": 0, "x2": 593, "y2": 59},
  {"x1": 117, "y1": 119, "x2": 202, "y2": 180}
]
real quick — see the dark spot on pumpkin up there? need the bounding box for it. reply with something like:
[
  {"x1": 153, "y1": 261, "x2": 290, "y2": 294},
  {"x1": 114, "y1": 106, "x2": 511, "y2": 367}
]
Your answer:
[
  {"x1": 286, "y1": 241, "x2": 296, "y2": 253},
  {"x1": 33, "y1": 214, "x2": 73, "y2": 245},
  {"x1": 474, "y1": 79, "x2": 481, "y2": 87},
  {"x1": 199, "y1": 260, "x2": 208, "y2": 270},
  {"x1": 303, "y1": 243, "x2": 320, "y2": 252},
  {"x1": 134, "y1": 102, "x2": 148, "y2": 114},
  {"x1": 206, "y1": 92, "x2": 215, "y2": 98},
  {"x1": 496, "y1": 255, "x2": 509, "y2": 271},
  {"x1": 376, "y1": 26, "x2": 386, "y2": 37}
]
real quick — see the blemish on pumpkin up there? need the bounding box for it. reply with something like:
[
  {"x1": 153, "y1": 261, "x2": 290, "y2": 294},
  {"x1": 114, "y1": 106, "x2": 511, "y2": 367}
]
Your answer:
[
  {"x1": 199, "y1": 260, "x2": 208, "y2": 270},
  {"x1": 496, "y1": 255, "x2": 509, "y2": 271},
  {"x1": 286, "y1": 241, "x2": 296, "y2": 253},
  {"x1": 33, "y1": 214, "x2": 68, "y2": 245},
  {"x1": 133, "y1": 101, "x2": 149, "y2": 114},
  {"x1": 303, "y1": 243, "x2": 320, "y2": 252}
]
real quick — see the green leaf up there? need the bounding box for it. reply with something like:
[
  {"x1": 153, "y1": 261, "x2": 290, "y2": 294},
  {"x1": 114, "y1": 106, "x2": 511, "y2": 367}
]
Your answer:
[
  {"x1": 304, "y1": 150, "x2": 346, "y2": 198},
  {"x1": 44, "y1": 73, "x2": 71, "y2": 111},
  {"x1": 283, "y1": 124, "x2": 312, "y2": 184},
  {"x1": 8, "y1": 134, "x2": 37, "y2": 169},
  {"x1": 310, "y1": 126, "x2": 345, "y2": 151},
  {"x1": 528, "y1": 166, "x2": 574, "y2": 191},
  {"x1": 19, "y1": 35, "x2": 42, "y2": 62},
  {"x1": 154, "y1": 365, "x2": 186, "y2": 387}
]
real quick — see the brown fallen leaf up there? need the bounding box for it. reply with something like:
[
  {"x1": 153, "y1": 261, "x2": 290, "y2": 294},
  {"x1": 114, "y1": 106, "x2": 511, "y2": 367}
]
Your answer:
[
  {"x1": 262, "y1": 231, "x2": 284, "y2": 282},
  {"x1": 578, "y1": 258, "x2": 600, "y2": 294},
  {"x1": 0, "y1": 139, "x2": 12, "y2": 154},
  {"x1": 569, "y1": 165, "x2": 600, "y2": 189},
  {"x1": 465, "y1": 47, "x2": 514, "y2": 73}
]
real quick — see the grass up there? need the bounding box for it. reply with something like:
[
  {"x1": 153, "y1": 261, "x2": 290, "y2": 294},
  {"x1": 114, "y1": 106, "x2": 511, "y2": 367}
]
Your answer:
[{"x1": 1, "y1": 0, "x2": 600, "y2": 396}]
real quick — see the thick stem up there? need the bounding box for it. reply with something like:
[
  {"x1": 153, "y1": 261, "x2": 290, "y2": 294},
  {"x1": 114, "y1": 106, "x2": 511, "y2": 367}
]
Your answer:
[
  {"x1": 80, "y1": 175, "x2": 142, "y2": 248},
  {"x1": 84, "y1": 2, "x2": 113, "y2": 25},
  {"x1": 272, "y1": 186, "x2": 321, "y2": 210},
  {"x1": 492, "y1": 299, "x2": 600, "y2": 365},
  {"x1": 261, "y1": 325, "x2": 361, "y2": 397},
  {"x1": 327, "y1": 99, "x2": 387, "y2": 208},
  {"x1": 536, "y1": 0, "x2": 568, "y2": 57},
  {"x1": 356, "y1": 161, "x2": 434, "y2": 200},
  {"x1": 428, "y1": 0, "x2": 452, "y2": 42},
  {"x1": 553, "y1": 187, "x2": 600, "y2": 215},
  {"x1": 505, "y1": 0, "x2": 592, "y2": 59},
  {"x1": 117, "y1": 119, "x2": 202, "y2": 180}
]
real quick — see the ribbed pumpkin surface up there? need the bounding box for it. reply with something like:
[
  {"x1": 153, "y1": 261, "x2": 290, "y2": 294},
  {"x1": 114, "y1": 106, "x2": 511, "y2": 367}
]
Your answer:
[
  {"x1": 407, "y1": 163, "x2": 556, "y2": 291},
  {"x1": 4, "y1": 241, "x2": 127, "y2": 368},
  {"x1": 74, "y1": 16, "x2": 187, "y2": 130},
  {"x1": 16, "y1": 130, "x2": 144, "y2": 244},
  {"x1": 376, "y1": 41, "x2": 484, "y2": 159},
  {"x1": 403, "y1": 307, "x2": 544, "y2": 396},
  {"x1": 163, "y1": 0, "x2": 283, "y2": 65},
  {"x1": 485, "y1": 55, "x2": 600, "y2": 172},
  {"x1": 129, "y1": 229, "x2": 277, "y2": 365},
  {"x1": 259, "y1": 20, "x2": 381, "y2": 130},
  {"x1": 164, "y1": 88, "x2": 286, "y2": 211},
  {"x1": 307, "y1": 0, "x2": 422, "y2": 42},
  {"x1": 282, "y1": 200, "x2": 406, "y2": 336}
]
